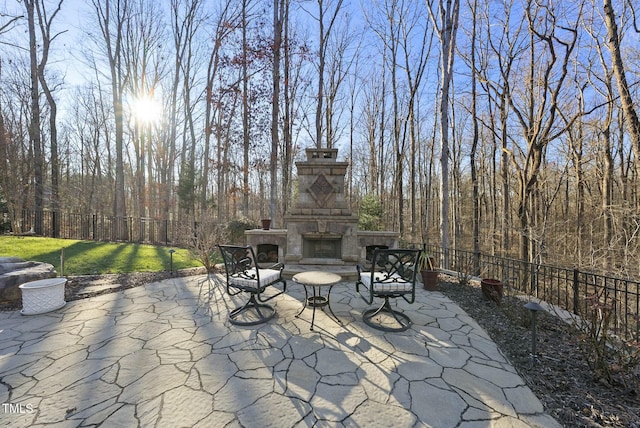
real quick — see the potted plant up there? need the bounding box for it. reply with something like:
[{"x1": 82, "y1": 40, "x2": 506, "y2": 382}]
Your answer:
[
  {"x1": 481, "y1": 278, "x2": 504, "y2": 304},
  {"x1": 418, "y1": 251, "x2": 438, "y2": 291}
]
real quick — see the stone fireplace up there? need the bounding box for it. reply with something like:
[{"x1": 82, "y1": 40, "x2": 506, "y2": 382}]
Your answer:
[
  {"x1": 284, "y1": 148, "x2": 359, "y2": 265},
  {"x1": 246, "y1": 148, "x2": 398, "y2": 278}
]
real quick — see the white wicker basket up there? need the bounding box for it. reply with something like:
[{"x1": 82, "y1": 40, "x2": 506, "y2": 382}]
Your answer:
[{"x1": 19, "y1": 277, "x2": 67, "y2": 315}]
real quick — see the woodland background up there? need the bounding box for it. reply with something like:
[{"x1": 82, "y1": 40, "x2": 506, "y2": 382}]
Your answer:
[{"x1": 1, "y1": 0, "x2": 640, "y2": 278}]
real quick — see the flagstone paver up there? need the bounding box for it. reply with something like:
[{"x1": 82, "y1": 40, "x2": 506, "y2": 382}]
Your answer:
[{"x1": 0, "y1": 274, "x2": 561, "y2": 427}]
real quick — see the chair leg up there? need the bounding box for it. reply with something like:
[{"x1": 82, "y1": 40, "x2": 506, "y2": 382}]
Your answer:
[
  {"x1": 229, "y1": 293, "x2": 276, "y2": 326},
  {"x1": 363, "y1": 297, "x2": 412, "y2": 332}
]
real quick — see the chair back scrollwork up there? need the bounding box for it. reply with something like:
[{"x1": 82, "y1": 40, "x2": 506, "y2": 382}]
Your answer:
[
  {"x1": 356, "y1": 248, "x2": 420, "y2": 332},
  {"x1": 217, "y1": 244, "x2": 286, "y2": 326}
]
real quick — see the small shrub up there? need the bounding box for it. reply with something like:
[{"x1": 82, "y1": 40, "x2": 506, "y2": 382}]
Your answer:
[
  {"x1": 455, "y1": 253, "x2": 476, "y2": 286},
  {"x1": 176, "y1": 214, "x2": 226, "y2": 273},
  {"x1": 575, "y1": 292, "x2": 640, "y2": 386},
  {"x1": 226, "y1": 217, "x2": 256, "y2": 244},
  {"x1": 358, "y1": 195, "x2": 383, "y2": 231}
]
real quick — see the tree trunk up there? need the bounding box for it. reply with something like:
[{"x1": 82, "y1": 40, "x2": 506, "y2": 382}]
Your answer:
[
  {"x1": 428, "y1": 0, "x2": 460, "y2": 267},
  {"x1": 35, "y1": 0, "x2": 64, "y2": 237},
  {"x1": 92, "y1": 0, "x2": 129, "y2": 239},
  {"x1": 469, "y1": 0, "x2": 480, "y2": 275},
  {"x1": 271, "y1": 0, "x2": 284, "y2": 226},
  {"x1": 241, "y1": 0, "x2": 250, "y2": 217},
  {"x1": 315, "y1": 1, "x2": 325, "y2": 148},
  {"x1": 26, "y1": 0, "x2": 44, "y2": 235},
  {"x1": 603, "y1": 0, "x2": 640, "y2": 179},
  {"x1": 281, "y1": 0, "x2": 293, "y2": 215}
]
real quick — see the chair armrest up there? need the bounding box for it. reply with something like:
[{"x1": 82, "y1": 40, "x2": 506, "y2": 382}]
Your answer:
[{"x1": 264, "y1": 262, "x2": 284, "y2": 271}]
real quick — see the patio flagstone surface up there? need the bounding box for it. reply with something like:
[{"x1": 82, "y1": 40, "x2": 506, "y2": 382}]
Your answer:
[{"x1": 0, "y1": 274, "x2": 560, "y2": 427}]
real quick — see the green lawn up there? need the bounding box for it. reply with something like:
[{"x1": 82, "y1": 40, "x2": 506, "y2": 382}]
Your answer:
[{"x1": 0, "y1": 236, "x2": 201, "y2": 275}]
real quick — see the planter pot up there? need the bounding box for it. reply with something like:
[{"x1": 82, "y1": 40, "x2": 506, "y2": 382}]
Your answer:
[
  {"x1": 261, "y1": 219, "x2": 271, "y2": 230},
  {"x1": 421, "y1": 270, "x2": 438, "y2": 291},
  {"x1": 481, "y1": 278, "x2": 503, "y2": 304},
  {"x1": 19, "y1": 277, "x2": 67, "y2": 315},
  {"x1": 428, "y1": 256, "x2": 437, "y2": 269}
]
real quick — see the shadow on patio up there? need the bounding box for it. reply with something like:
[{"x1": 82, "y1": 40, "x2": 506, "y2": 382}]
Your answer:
[{"x1": 0, "y1": 274, "x2": 559, "y2": 427}]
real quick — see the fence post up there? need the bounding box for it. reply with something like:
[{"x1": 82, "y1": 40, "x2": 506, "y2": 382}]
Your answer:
[
  {"x1": 165, "y1": 219, "x2": 169, "y2": 246},
  {"x1": 60, "y1": 247, "x2": 64, "y2": 276},
  {"x1": 52, "y1": 211, "x2": 58, "y2": 238},
  {"x1": 573, "y1": 269, "x2": 580, "y2": 315}
]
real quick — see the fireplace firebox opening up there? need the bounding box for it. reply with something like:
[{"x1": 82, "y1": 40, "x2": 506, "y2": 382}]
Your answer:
[
  {"x1": 303, "y1": 236, "x2": 342, "y2": 259},
  {"x1": 257, "y1": 244, "x2": 278, "y2": 264}
]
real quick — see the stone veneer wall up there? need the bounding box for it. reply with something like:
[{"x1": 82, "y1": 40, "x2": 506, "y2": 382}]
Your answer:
[
  {"x1": 244, "y1": 229, "x2": 287, "y2": 264},
  {"x1": 357, "y1": 231, "x2": 400, "y2": 261}
]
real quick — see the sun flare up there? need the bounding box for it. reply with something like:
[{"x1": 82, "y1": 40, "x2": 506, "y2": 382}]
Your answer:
[{"x1": 131, "y1": 95, "x2": 162, "y2": 125}]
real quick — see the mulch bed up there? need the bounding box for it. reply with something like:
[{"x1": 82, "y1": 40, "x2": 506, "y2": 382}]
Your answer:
[{"x1": 437, "y1": 275, "x2": 639, "y2": 427}]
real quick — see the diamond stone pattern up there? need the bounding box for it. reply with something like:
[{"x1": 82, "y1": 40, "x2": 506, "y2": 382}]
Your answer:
[{"x1": 309, "y1": 174, "x2": 334, "y2": 206}]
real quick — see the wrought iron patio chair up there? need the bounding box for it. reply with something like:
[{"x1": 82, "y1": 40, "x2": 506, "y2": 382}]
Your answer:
[
  {"x1": 356, "y1": 248, "x2": 419, "y2": 332},
  {"x1": 217, "y1": 244, "x2": 287, "y2": 326}
]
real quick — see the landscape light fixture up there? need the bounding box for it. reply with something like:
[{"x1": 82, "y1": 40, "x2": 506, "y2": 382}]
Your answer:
[
  {"x1": 524, "y1": 301, "x2": 545, "y2": 365},
  {"x1": 169, "y1": 248, "x2": 176, "y2": 275}
]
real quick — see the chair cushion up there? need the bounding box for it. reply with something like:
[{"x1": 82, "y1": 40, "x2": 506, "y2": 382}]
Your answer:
[
  {"x1": 229, "y1": 268, "x2": 281, "y2": 289},
  {"x1": 360, "y1": 272, "x2": 413, "y2": 293}
]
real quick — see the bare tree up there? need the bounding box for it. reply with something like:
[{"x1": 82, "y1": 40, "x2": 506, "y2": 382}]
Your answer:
[
  {"x1": 123, "y1": 1, "x2": 166, "y2": 221},
  {"x1": 33, "y1": 0, "x2": 65, "y2": 237},
  {"x1": 0, "y1": 12, "x2": 21, "y2": 35},
  {"x1": 203, "y1": 1, "x2": 241, "y2": 221},
  {"x1": 270, "y1": 0, "x2": 285, "y2": 225},
  {"x1": 481, "y1": 0, "x2": 521, "y2": 256},
  {"x1": 400, "y1": 7, "x2": 432, "y2": 237},
  {"x1": 241, "y1": 0, "x2": 250, "y2": 217},
  {"x1": 303, "y1": 0, "x2": 345, "y2": 148},
  {"x1": 584, "y1": 8, "x2": 618, "y2": 268},
  {"x1": 460, "y1": 0, "x2": 481, "y2": 273},
  {"x1": 603, "y1": 0, "x2": 640, "y2": 175},
  {"x1": 518, "y1": 2, "x2": 580, "y2": 263},
  {"x1": 280, "y1": 0, "x2": 306, "y2": 216},
  {"x1": 365, "y1": 0, "x2": 432, "y2": 234},
  {"x1": 427, "y1": 0, "x2": 460, "y2": 262},
  {"x1": 69, "y1": 84, "x2": 112, "y2": 215},
  {"x1": 358, "y1": 73, "x2": 384, "y2": 195},
  {"x1": 171, "y1": 0, "x2": 205, "y2": 218},
  {"x1": 0, "y1": 60, "x2": 32, "y2": 233},
  {"x1": 374, "y1": 0, "x2": 403, "y2": 231},
  {"x1": 90, "y1": 0, "x2": 130, "y2": 238},
  {"x1": 25, "y1": 0, "x2": 44, "y2": 234}
]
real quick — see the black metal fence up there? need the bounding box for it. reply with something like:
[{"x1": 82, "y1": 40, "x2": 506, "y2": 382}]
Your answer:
[
  {"x1": 423, "y1": 244, "x2": 640, "y2": 342},
  {"x1": 6, "y1": 209, "x2": 639, "y2": 340},
  {"x1": 15, "y1": 209, "x2": 180, "y2": 246}
]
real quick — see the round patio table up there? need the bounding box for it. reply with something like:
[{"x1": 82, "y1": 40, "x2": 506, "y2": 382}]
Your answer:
[{"x1": 293, "y1": 271, "x2": 342, "y2": 331}]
